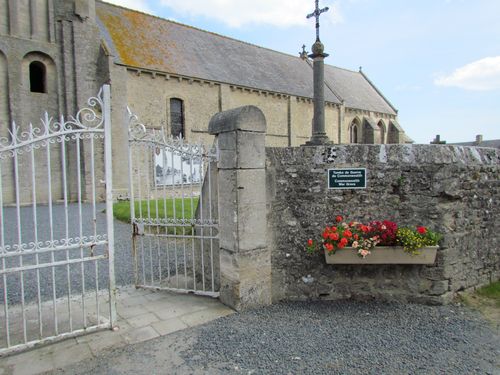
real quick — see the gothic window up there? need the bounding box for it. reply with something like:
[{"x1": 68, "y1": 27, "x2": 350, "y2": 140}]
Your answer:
[
  {"x1": 350, "y1": 121, "x2": 359, "y2": 143},
  {"x1": 378, "y1": 121, "x2": 386, "y2": 144},
  {"x1": 170, "y1": 98, "x2": 184, "y2": 138},
  {"x1": 29, "y1": 61, "x2": 46, "y2": 93}
]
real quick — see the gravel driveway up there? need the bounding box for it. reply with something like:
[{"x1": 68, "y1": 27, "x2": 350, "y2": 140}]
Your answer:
[
  {"x1": 1, "y1": 203, "x2": 134, "y2": 304},
  {"x1": 56, "y1": 300, "x2": 499, "y2": 375}
]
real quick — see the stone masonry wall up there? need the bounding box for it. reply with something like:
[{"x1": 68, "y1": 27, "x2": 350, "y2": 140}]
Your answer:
[{"x1": 266, "y1": 145, "x2": 500, "y2": 304}]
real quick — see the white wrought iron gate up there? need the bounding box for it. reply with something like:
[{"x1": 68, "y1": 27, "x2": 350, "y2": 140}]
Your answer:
[
  {"x1": 0, "y1": 86, "x2": 116, "y2": 356},
  {"x1": 128, "y1": 109, "x2": 219, "y2": 297}
]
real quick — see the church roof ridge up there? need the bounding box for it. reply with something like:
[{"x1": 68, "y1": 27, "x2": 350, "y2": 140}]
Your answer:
[
  {"x1": 98, "y1": 1, "x2": 161, "y2": 20},
  {"x1": 359, "y1": 68, "x2": 398, "y2": 114},
  {"x1": 96, "y1": 0, "x2": 397, "y2": 115},
  {"x1": 97, "y1": 1, "x2": 371, "y2": 77},
  {"x1": 98, "y1": 0, "x2": 307, "y2": 63}
]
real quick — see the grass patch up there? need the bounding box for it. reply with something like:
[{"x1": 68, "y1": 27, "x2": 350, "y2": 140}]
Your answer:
[
  {"x1": 458, "y1": 280, "x2": 500, "y2": 328},
  {"x1": 476, "y1": 281, "x2": 500, "y2": 306},
  {"x1": 113, "y1": 198, "x2": 199, "y2": 223}
]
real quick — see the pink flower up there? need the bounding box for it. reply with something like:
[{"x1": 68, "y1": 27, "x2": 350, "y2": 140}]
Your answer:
[
  {"x1": 358, "y1": 249, "x2": 371, "y2": 258},
  {"x1": 352, "y1": 241, "x2": 359, "y2": 248}
]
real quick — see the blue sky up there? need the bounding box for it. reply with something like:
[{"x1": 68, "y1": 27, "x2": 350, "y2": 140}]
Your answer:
[{"x1": 107, "y1": 0, "x2": 500, "y2": 144}]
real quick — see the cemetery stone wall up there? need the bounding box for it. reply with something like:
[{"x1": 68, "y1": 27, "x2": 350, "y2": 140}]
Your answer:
[{"x1": 266, "y1": 145, "x2": 500, "y2": 304}]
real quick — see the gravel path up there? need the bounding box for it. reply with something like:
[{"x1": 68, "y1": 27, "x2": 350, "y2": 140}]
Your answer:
[
  {"x1": 1, "y1": 202, "x2": 195, "y2": 306},
  {"x1": 1, "y1": 203, "x2": 134, "y2": 304},
  {"x1": 56, "y1": 300, "x2": 500, "y2": 375}
]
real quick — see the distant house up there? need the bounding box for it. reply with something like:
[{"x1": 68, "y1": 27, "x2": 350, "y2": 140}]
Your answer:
[{"x1": 451, "y1": 135, "x2": 500, "y2": 149}]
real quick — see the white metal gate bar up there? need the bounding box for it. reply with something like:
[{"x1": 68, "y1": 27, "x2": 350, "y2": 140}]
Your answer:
[
  {"x1": 128, "y1": 109, "x2": 219, "y2": 297},
  {"x1": 0, "y1": 85, "x2": 116, "y2": 357}
]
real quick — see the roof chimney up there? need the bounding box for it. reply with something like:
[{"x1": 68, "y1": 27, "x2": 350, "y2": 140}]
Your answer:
[{"x1": 474, "y1": 134, "x2": 483, "y2": 145}]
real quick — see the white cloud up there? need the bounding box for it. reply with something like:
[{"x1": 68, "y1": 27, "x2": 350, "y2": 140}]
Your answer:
[
  {"x1": 434, "y1": 56, "x2": 500, "y2": 91},
  {"x1": 103, "y1": 0, "x2": 152, "y2": 14},
  {"x1": 158, "y1": 0, "x2": 343, "y2": 28}
]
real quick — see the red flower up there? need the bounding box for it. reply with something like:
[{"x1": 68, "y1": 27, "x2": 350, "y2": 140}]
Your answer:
[
  {"x1": 343, "y1": 230, "x2": 352, "y2": 238},
  {"x1": 417, "y1": 226, "x2": 427, "y2": 234},
  {"x1": 336, "y1": 216, "x2": 343, "y2": 223},
  {"x1": 338, "y1": 237, "x2": 348, "y2": 249},
  {"x1": 328, "y1": 232, "x2": 339, "y2": 241},
  {"x1": 322, "y1": 231, "x2": 329, "y2": 239},
  {"x1": 366, "y1": 220, "x2": 398, "y2": 246},
  {"x1": 331, "y1": 226, "x2": 337, "y2": 232},
  {"x1": 354, "y1": 234, "x2": 359, "y2": 240},
  {"x1": 325, "y1": 243, "x2": 334, "y2": 252},
  {"x1": 307, "y1": 239, "x2": 313, "y2": 246}
]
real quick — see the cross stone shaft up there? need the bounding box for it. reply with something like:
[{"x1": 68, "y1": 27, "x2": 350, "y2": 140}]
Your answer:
[{"x1": 307, "y1": 0, "x2": 329, "y2": 41}]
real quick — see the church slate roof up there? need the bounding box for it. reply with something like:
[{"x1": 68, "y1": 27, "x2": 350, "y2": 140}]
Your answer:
[
  {"x1": 96, "y1": 1, "x2": 397, "y2": 115},
  {"x1": 451, "y1": 140, "x2": 500, "y2": 149}
]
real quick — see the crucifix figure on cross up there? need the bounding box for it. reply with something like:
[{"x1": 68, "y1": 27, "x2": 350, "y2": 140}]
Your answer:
[{"x1": 307, "y1": 0, "x2": 329, "y2": 41}]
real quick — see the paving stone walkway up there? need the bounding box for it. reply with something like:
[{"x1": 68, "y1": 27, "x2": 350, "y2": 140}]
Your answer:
[{"x1": 0, "y1": 286, "x2": 233, "y2": 375}]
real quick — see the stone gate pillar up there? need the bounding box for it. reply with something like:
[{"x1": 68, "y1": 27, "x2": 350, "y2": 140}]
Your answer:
[{"x1": 208, "y1": 106, "x2": 271, "y2": 311}]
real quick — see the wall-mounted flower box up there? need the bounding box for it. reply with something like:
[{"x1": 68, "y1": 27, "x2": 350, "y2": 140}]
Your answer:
[{"x1": 324, "y1": 246, "x2": 438, "y2": 265}]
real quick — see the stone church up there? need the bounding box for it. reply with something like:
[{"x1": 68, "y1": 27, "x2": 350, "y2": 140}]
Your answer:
[{"x1": 0, "y1": 0, "x2": 409, "y2": 200}]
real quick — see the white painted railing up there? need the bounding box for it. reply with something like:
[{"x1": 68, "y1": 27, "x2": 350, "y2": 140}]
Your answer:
[{"x1": 0, "y1": 85, "x2": 116, "y2": 357}]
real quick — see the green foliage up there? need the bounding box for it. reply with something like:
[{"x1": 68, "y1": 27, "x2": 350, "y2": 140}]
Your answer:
[
  {"x1": 396, "y1": 227, "x2": 441, "y2": 255},
  {"x1": 113, "y1": 198, "x2": 199, "y2": 223},
  {"x1": 476, "y1": 281, "x2": 500, "y2": 305},
  {"x1": 306, "y1": 239, "x2": 317, "y2": 254}
]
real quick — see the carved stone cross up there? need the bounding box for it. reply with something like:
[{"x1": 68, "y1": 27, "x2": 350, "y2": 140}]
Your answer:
[
  {"x1": 307, "y1": 0, "x2": 329, "y2": 41},
  {"x1": 299, "y1": 44, "x2": 308, "y2": 59}
]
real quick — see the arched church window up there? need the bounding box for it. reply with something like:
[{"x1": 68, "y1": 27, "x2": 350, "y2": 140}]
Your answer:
[
  {"x1": 170, "y1": 98, "x2": 184, "y2": 138},
  {"x1": 378, "y1": 121, "x2": 386, "y2": 144},
  {"x1": 29, "y1": 61, "x2": 46, "y2": 93},
  {"x1": 350, "y1": 122, "x2": 359, "y2": 144}
]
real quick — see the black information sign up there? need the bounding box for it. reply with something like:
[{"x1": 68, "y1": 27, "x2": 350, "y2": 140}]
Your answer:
[{"x1": 328, "y1": 168, "x2": 367, "y2": 189}]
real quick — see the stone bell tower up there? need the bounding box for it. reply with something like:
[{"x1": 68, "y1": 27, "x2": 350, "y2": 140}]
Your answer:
[
  {"x1": 0, "y1": 0, "x2": 104, "y2": 128},
  {"x1": 0, "y1": 0, "x2": 108, "y2": 204}
]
